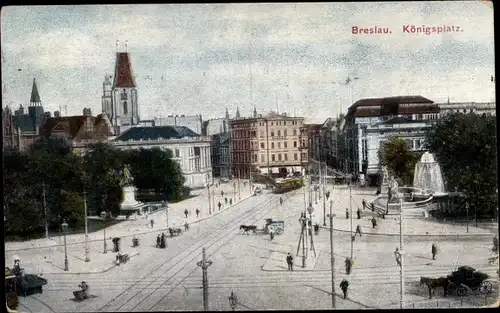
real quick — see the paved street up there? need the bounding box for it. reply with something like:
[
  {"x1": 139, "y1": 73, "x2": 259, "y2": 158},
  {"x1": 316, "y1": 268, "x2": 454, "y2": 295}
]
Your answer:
[{"x1": 12, "y1": 184, "x2": 499, "y2": 312}]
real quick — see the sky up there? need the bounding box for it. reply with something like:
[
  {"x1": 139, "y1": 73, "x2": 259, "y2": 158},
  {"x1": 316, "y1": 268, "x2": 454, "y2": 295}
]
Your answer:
[{"x1": 1, "y1": 2, "x2": 495, "y2": 123}]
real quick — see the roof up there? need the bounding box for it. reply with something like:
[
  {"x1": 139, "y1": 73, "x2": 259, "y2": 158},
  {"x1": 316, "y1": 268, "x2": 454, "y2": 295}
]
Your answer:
[
  {"x1": 12, "y1": 114, "x2": 37, "y2": 132},
  {"x1": 113, "y1": 53, "x2": 137, "y2": 88},
  {"x1": 40, "y1": 116, "x2": 87, "y2": 138},
  {"x1": 30, "y1": 78, "x2": 41, "y2": 103},
  {"x1": 350, "y1": 96, "x2": 433, "y2": 110},
  {"x1": 376, "y1": 116, "x2": 422, "y2": 125},
  {"x1": 114, "y1": 126, "x2": 200, "y2": 142}
]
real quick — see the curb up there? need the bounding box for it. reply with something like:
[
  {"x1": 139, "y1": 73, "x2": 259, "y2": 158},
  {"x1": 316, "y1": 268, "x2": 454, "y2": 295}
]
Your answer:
[
  {"x1": 6, "y1": 194, "x2": 255, "y2": 252},
  {"x1": 42, "y1": 251, "x2": 140, "y2": 275},
  {"x1": 317, "y1": 225, "x2": 493, "y2": 237}
]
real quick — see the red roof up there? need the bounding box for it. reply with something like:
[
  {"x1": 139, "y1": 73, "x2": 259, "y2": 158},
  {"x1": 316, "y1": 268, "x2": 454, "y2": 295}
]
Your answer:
[
  {"x1": 113, "y1": 53, "x2": 136, "y2": 88},
  {"x1": 40, "y1": 116, "x2": 87, "y2": 138}
]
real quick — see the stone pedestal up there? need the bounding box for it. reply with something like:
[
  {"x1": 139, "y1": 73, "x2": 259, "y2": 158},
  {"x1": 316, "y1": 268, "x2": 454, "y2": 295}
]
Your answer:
[{"x1": 121, "y1": 186, "x2": 144, "y2": 214}]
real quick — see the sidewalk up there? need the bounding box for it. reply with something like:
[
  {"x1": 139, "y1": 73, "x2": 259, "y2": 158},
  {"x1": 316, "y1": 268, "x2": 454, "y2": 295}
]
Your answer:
[{"x1": 5, "y1": 180, "x2": 254, "y2": 251}]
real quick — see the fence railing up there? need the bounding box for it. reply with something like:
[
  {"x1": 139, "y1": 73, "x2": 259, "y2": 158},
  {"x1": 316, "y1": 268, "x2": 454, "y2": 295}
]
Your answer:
[{"x1": 406, "y1": 295, "x2": 498, "y2": 309}]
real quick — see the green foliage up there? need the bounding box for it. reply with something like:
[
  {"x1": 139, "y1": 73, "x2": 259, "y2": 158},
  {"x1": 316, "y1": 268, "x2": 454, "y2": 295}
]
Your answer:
[
  {"x1": 127, "y1": 148, "x2": 187, "y2": 201},
  {"x1": 378, "y1": 136, "x2": 422, "y2": 185},
  {"x1": 425, "y1": 113, "x2": 498, "y2": 217}
]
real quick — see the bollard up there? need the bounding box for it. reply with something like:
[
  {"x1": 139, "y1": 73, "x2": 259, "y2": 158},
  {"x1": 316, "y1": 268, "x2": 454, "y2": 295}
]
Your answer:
[
  {"x1": 436, "y1": 301, "x2": 438, "y2": 307},
  {"x1": 460, "y1": 298, "x2": 463, "y2": 307}
]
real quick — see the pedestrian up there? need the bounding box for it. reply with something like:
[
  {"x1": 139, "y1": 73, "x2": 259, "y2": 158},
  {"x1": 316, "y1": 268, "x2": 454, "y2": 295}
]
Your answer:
[
  {"x1": 345, "y1": 208, "x2": 349, "y2": 219},
  {"x1": 371, "y1": 203, "x2": 375, "y2": 213},
  {"x1": 356, "y1": 208, "x2": 361, "y2": 219},
  {"x1": 270, "y1": 230, "x2": 275, "y2": 241},
  {"x1": 355, "y1": 224, "x2": 362, "y2": 237},
  {"x1": 314, "y1": 223, "x2": 319, "y2": 235},
  {"x1": 196, "y1": 208, "x2": 200, "y2": 218},
  {"x1": 340, "y1": 279, "x2": 349, "y2": 299},
  {"x1": 493, "y1": 236, "x2": 499, "y2": 253},
  {"x1": 151, "y1": 219, "x2": 154, "y2": 228},
  {"x1": 184, "y1": 209, "x2": 188, "y2": 218},
  {"x1": 229, "y1": 198, "x2": 233, "y2": 205},
  {"x1": 394, "y1": 247, "x2": 401, "y2": 267},
  {"x1": 431, "y1": 243, "x2": 438, "y2": 260},
  {"x1": 362, "y1": 199, "x2": 366, "y2": 210},
  {"x1": 156, "y1": 235, "x2": 161, "y2": 248},
  {"x1": 286, "y1": 253, "x2": 294, "y2": 271},
  {"x1": 160, "y1": 233, "x2": 166, "y2": 248},
  {"x1": 221, "y1": 190, "x2": 224, "y2": 197},
  {"x1": 345, "y1": 257, "x2": 352, "y2": 275},
  {"x1": 376, "y1": 188, "x2": 381, "y2": 196},
  {"x1": 184, "y1": 222, "x2": 189, "y2": 231},
  {"x1": 280, "y1": 197, "x2": 283, "y2": 206},
  {"x1": 218, "y1": 201, "x2": 222, "y2": 211},
  {"x1": 225, "y1": 197, "x2": 228, "y2": 205},
  {"x1": 371, "y1": 217, "x2": 377, "y2": 228}
]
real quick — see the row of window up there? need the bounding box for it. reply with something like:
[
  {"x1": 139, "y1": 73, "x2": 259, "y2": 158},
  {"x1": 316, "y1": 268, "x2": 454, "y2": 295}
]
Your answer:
[
  {"x1": 231, "y1": 152, "x2": 308, "y2": 163},
  {"x1": 259, "y1": 141, "x2": 299, "y2": 149},
  {"x1": 257, "y1": 120, "x2": 302, "y2": 127},
  {"x1": 232, "y1": 129, "x2": 299, "y2": 138}
]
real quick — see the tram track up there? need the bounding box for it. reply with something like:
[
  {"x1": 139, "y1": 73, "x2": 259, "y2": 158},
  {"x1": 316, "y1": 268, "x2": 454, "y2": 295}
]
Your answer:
[{"x1": 95, "y1": 191, "x2": 297, "y2": 312}]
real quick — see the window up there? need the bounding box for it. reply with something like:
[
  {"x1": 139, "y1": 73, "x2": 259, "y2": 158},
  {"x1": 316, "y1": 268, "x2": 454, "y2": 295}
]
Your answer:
[
  {"x1": 294, "y1": 141, "x2": 297, "y2": 148},
  {"x1": 294, "y1": 153, "x2": 298, "y2": 160},
  {"x1": 261, "y1": 154, "x2": 265, "y2": 162},
  {"x1": 271, "y1": 142, "x2": 275, "y2": 149},
  {"x1": 278, "y1": 154, "x2": 282, "y2": 161},
  {"x1": 271, "y1": 122, "x2": 273, "y2": 126},
  {"x1": 284, "y1": 130, "x2": 287, "y2": 137},
  {"x1": 123, "y1": 101, "x2": 128, "y2": 115},
  {"x1": 293, "y1": 129, "x2": 297, "y2": 136},
  {"x1": 284, "y1": 154, "x2": 288, "y2": 161},
  {"x1": 277, "y1": 142, "x2": 281, "y2": 148},
  {"x1": 284, "y1": 142, "x2": 287, "y2": 148},
  {"x1": 278, "y1": 130, "x2": 281, "y2": 137},
  {"x1": 175, "y1": 149, "x2": 180, "y2": 157},
  {"x1": 271, "y1": 131, "x2": 274, "y2": 137},
  {"x1": 272, "y1": 154, "x2": 275, "y2": 161},
  {"x1": 121, "y1": 89, "x2": 127, "y2": 100},
  {"x1": 260, "y1": 142, "x2": 265, "y2": 149}
]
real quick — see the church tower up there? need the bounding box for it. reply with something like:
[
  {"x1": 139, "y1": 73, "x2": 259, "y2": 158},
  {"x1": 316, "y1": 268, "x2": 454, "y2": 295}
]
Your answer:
[
  {"x1": 111, "y1": 51, "x2": 139, "y2": 128},
  {"x1": 235, "y1": 105, "x2": 240, "y2": 119},
  {"x1": 253, "y1": 105, "x2": 257, "y2": 118},
  {"x1": 101, "y1": 75, "x2": 113, "y2": 119},
  {"x1": 225, "y1": 107, "x2": 230, "y2": 119},
  {"x1": 27, "y1": 78, "x2": 44, "y2": 131}
]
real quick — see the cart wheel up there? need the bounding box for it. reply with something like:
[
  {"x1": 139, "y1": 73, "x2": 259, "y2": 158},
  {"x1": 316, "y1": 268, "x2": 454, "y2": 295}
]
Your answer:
[
  {"x1": 276, "y1": 227, "x2": 284, "y2": 235},
  {"x1": 479, "y1": 281, "x2": 493, "y2": 294},
  {"x1": 457, "y1": 286, "x2": 467, "y2": 297}
]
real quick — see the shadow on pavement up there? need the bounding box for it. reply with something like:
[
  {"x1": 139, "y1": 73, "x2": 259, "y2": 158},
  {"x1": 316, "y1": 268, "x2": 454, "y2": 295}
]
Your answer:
[{"x1": 305, "y1": 284, "x2": 376, "y2": 309}]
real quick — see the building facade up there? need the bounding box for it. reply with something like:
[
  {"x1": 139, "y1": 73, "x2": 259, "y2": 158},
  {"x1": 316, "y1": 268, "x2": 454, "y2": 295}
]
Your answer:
[
  {"x1": 2, "y1": 78, "x2": 47, "y2": 153},
  {"x1": 229, "y1": 112, "x2": 304, "y2": 179},
  {"x1": 202, "y1": 118, "x2": 231, "y2": 179},
  {"x1": 111, "y1": 126, "x2": 212, "y2": 189},
  {"x1": 102, "y1": 51, "x2": 140, "y2": 134},
  {"x1": 437, "y1": 101, "x2": 496, "y2": 117},
  {"x1": 343, "y1": 96, "x2": 440, "y2": 182}
]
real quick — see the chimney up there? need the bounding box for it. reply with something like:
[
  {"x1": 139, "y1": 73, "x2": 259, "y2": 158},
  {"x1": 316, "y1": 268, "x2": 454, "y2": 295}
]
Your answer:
[
  {"x1": 54, "y1": 111, "x2": 61, "y2": 118},
  {"x1": 83, "y1": 108, "x2": 92, "y2": 116}
]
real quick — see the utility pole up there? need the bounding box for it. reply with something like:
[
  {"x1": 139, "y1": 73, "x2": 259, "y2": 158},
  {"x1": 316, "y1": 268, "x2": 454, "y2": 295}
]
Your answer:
[
  {"x1": 323, "y1": 162, "x2": 327, "y2": 226},
  {"x1": 399, "y1": 199, "x2": 405, "y2": 309},
  {"x1": 349, "y1": 182, "x2": 353, "y2": 260},
  {"x1": 237, "y1": 171, "x2": 241, "y2": 199},
  {"x1": 328, "y1": 199, "x2": 336, "y2": 308},
  {"x1": 42, "y1": 181, "x2": 49, "y2": 239},
  {"x1": 83, "y1": 187, "x2": 90, "y2": 262},
  {"x1": 197, "y1": 247, "x2": 213, "y2": 311},
  {"x1": 207, "y1": 180, "x2": 212, "y2": 214},
  {"x1": 296, "y1": 213, "x2": 308, "y2": 268}
]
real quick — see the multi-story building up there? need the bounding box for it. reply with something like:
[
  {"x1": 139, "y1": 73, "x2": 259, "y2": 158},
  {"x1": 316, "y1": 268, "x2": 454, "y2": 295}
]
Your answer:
[
  {"x1": 300, "y1": 123, "x2": 324, "y2": 167},
  {"x1": 342, "y1": 96, "x2": 440, "y2": 184},
  {"x1": 2, "y1": 78, "x2": 48, "y2": 153},
  {"x1": 111, "y1": 126, "x2": 212, "y2": 189},
  {"x1": 40, "y1": 108, "x2": 114, "y2": 156},
  {"x1": 229, "y1": 112, "x2": 304, "y2": 179},
  {"x1": 202, "y1": 117, "x2": 231, "y2": 179},
  {"x1": 437, "y1": 101, "x2": 496, "y2": 117},
  {"x1": 321, "y1": 117, "x2": 342, "y2": 169}
]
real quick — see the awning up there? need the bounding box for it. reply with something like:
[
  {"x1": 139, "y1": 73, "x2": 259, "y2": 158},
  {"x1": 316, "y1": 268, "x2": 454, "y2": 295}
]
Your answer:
[{"x1": 120, "y1": 202, "x2": 147, "y2": 212}]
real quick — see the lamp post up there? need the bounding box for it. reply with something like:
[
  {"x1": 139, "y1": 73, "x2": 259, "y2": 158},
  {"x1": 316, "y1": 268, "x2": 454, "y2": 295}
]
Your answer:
[
  {"x1": 327, "y1": 209, "x2": 336, "y2": 308},
  {"x1": 83, "y1": 187, "x2": 90, "y2": 262},
  {"x1": 163, "y1": 200, "x2": 169, "y2": 228},
  {"x1": 307, "y1": 203, "x2": 314, "y2": 251},
  {"x1": 61, "y1": 219, "x2": 69, "y2": 271},
  {"x1": 299, "y1": 213, "x2": 307, "y2": 268},
  {"x1": 399, "y1": 198, "x2": 405, "y2": 309},
  {"x1": 100, "y1": 211, "x2": 107, "y2": 253},
  {"x1": 323, "y1": 162, "x2": 327, "y2": 226},
  {"x1": 228, "y1": 290, "x2": 238, "y2": 311},
  {"x1": 349, "y1": 182, "x2": 354, "y2": 260},
  {"x1": 212, "y1": 190, "x2": 215, "y2": 213},
  {"x1": 207, "y1": 176, "x2": 212, "y2": 215}
]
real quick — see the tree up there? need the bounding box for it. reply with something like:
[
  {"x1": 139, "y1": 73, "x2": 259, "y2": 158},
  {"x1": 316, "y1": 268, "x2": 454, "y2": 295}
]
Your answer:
[
  {"x1": 127, "y1": 148, "x2": 187, "y2": 201},
  {"x1": 425, "y1": 113, "x2": 497, "y2": 217},
  {"x1": 82, "y1": 142, "x2": 128, "y2": 216},
  {"x1": 378, "y1": 136, "x2": 422, "y2": 185}
]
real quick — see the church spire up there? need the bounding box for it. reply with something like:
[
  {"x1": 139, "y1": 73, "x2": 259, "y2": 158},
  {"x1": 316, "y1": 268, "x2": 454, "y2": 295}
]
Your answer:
[
  {"x1": 30, "y1": 78, "x2": 41, "y2": 105},
  {"x1": 225, "y1": 107, "x2": 230, "y2": 119},
  {"x1": 235, "y1": 105, "x2": 240, "y2": 119},
  {"x1": 253, "y1": 105, "x2": 257, "y2": 118}
]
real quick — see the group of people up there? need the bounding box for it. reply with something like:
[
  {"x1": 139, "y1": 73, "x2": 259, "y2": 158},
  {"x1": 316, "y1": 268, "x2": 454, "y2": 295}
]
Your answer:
[{"x1": 156, "y1": 233, "x2": 167, "y2": 248}]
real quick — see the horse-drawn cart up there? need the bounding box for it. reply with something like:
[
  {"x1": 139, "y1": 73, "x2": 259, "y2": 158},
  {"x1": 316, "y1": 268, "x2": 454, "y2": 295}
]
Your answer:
[
  {"x1": 447, "y1": 266, "x2": 493, "y2": 297},
  {"x1": 263, "y1": 218, "x2": 284, "y2": 235}
]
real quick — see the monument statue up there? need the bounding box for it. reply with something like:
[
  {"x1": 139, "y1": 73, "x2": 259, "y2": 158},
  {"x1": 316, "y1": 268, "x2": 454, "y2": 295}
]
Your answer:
[
  {"x1": 382, "y1": 166, "x2": 389, "y2": 184},
  {"x1": 122, "y1": 164, "x2": 134, "y2": 186}
]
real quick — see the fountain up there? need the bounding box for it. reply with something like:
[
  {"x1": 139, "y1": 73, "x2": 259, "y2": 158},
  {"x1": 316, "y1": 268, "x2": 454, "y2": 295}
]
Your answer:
[{"x1": 413, "y1": 152, "x2": 446, "y2": 196}]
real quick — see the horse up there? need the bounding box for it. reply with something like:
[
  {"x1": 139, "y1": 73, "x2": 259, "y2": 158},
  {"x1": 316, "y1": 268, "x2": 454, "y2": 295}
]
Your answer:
[
  {"x1": 420, "y1": 276, "x2": 451, "y2": 299},
  {"x1": 239, "y1": 225, "x2": 257, "y2": 235}
]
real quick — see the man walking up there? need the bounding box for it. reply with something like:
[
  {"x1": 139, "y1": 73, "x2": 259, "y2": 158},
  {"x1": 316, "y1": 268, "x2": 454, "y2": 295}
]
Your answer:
[
  {"x1": 225, "y1": 197, "x2": 228, "y2": 205},
  {"x1": 196, "y1": 208, "x2": 200, "y2": 218},
  {"x1": 394, "y1": 247, "x2": 401, "y2": 267},
  {"x1": 221, "y1": 190, "x2": 224, "y2": 197},
  {"x1": 356, "y1": 208, "x2": 361, "y2": 219},
  {"x1": 431, "y1": 243, "x2": 438, "y2": 260},
  {"x1": 218, "y1": 201, "x2": 222, "y2": 211},
  {"x1": 229, "y1": 198, "x2": 233, "y2": 205},
  {"x1": 493, "y1": 235, "x2": 498, "y2": 253},
  {"x1": 355, "y1": 224, "x2": 363, "y2": 237},
  {"x1": 362, "y1": 199, "x2": 366, "y2": 210},
  {"x1": 280, "y1": 197, "x2": 283, "y2": 206},
  {"x1": 371, "y1": 217, "x2": 377, "y2": 228},
  {"x1": 184, "y1": 222, "x2": 189, "y2": 231},
  {"x1": 286, "y1": 253, "x2": 294, "y2": 271},
  {"x1": 340, "y1": 279, "x2": 349, "y2": 299},
  {"x1": 156, "y1": 235, "x2": 161, "y2": 248},
  {"x1": 151, "y1": 219, "x2": 154, "y2": 228},
  {"x1": 345, "y1": 208, "x2": 349, "y2": 219},
  {"x1": 345, "y1": 257, "x2": 352, "y2": 275},
  {"x1": 184, "y1": 209, "x2": 189, "y2": 219}
]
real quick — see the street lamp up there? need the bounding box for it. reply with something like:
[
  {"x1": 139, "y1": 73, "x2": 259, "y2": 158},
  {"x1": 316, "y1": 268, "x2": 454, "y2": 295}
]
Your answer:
[
  {"x1": 307, "y1": 203, "x2": 314, "y2": 252},
  {"x1": 61, "y1": 219, "x2": 69, "y2": 271},
  {"x1": 212, "y1": 190, "x2": 215, "y2": 214},
  {"x1": 163, "y1": 200, "x2": 169, "y2": 228},
  {"x1": 228, "y1": 290, "x2": 238, "y2": 311},
  {"x1": 327, "y1": 211, "x2": 336, "y2": 308},
  {"x1": 298, "y1": 213, "x2": 307, "y2": 268},
  {"x1": 100, "y1": 211, "x2": 107, "y2": 253}
]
